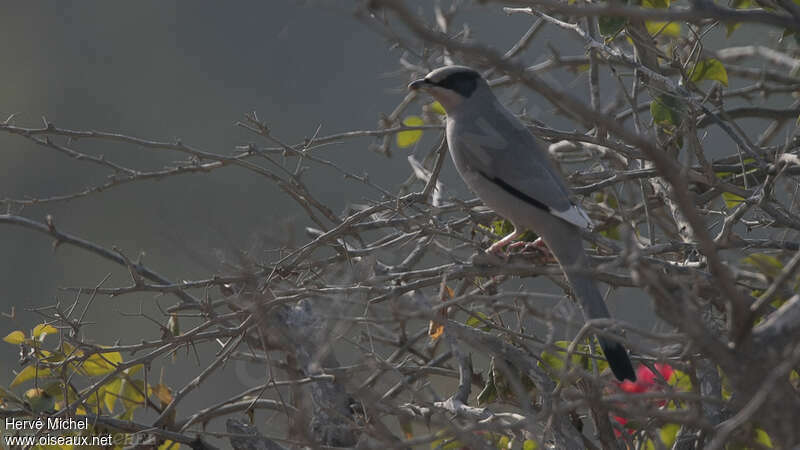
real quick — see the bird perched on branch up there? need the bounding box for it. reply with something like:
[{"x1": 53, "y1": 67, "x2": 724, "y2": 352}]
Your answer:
[{"x1": 409, "y1": 65, "x2": 636, "y2": 382}]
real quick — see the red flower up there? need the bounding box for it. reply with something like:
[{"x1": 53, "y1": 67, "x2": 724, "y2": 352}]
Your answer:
[
  {"x1": 611, "y1": 363, "x2": 674, "y2": 436},
  {"x1": 618, "y1": 363, "x2": 674, "y2": 393}
]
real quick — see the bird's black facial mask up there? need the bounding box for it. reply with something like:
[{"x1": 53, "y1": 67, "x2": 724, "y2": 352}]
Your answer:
[{"x1": 432, "y1": 71, "x2": 480, "y2": 98}]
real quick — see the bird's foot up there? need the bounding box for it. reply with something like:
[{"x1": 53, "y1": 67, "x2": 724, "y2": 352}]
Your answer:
[
  {"x1": 485, "y1": 230, "x2": 521, "y2": 261},
  {"x1": 486, "y1": 240, "x2": 509, "y2": 256},
  {"x1": 508, "y1": 238, "x2": 557, "y2": 262}
]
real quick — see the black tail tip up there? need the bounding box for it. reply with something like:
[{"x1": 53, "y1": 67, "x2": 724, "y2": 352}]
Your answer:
[{"x1": 601, "y1": 340, "x2": 636, "y2": 382}]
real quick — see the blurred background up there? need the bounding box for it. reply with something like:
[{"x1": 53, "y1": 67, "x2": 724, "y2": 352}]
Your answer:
[{"x1": 0, "y1": 0, "x2": 785, "y2": 441}]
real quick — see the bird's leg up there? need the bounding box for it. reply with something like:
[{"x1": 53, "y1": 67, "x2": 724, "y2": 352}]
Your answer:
[
  {"x1": 508, "y1": 237, "x2": 556, "y2": 262},
  {"x1": 486, "y1": 229, "x2": 521, "y2": 255}
]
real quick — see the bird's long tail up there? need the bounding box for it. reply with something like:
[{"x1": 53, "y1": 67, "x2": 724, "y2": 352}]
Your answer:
[{"x1": 541, "y1": 225, "x2": 636, "y2": 382}]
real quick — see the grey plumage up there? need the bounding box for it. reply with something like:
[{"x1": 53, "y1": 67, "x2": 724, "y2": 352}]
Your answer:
[{"x1": 409, "y1": 66, "x2": 635, "y2": 382}]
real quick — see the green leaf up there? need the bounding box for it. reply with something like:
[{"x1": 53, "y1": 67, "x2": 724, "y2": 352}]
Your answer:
[
  {"x1": 594, "y1": 193, "x2": 620, "y2": 240},
  {"x1": 476, "y1": 371, "x2": 497, "y2": 405},
  {"x1": 599, "y1": 16, "x2": 627, "y2": 37},
  {"x1": 465, "y1": 311, "x2": 492, "y2": 331},
  {"x1": 523, "y1": 440, "x2": 538, "y2": 450},
  {"x1": 690, "y1": 59, "x2": 729, "y2": 86},
  {"x1": 478, "y1": 357, "x2": 536, "y2": 405},
  {"x1": 397, "y1": 116, "x2": 424, "y2": 148},
  {"x1": 4, "y1": 330, "x2": 26, "y2": 345},
  {"x1": 431, "y1": 431, "x2": 464, "y2": 449},
  {"x1": 726, "y1": 22, "x2": 742, "y2": 37},
  {"x1": 491, "y1": 219, "x2": 515, "y2": 237},
  {"x1": 781, "y1": 29, "x2": 800, "y2": 45},
  {"x1": 540, "y1": 340, "x2": 609, "y2": 375},
  {"x1": 24, "y1": 387, "x2": 55, "y2": 413},
  {"x1": 480, "y1": 219, "x2": 537, "y2": 243},
  {"x1": 720, "y1": 369, "x2": 733, "y2": 400},
  {"x1": 650, "y1": 94, "x2": 683, "y2": 127},
  {"x1": 742, "y1": 253, "x2": 784, "y2": 279},
  {"x1": 0, "y1": 385, "x2": 26, "y2": 406},
  {"x1": 727, "y1": 0, "x2": 751, "y2": 35},
  {"x1": 642, "y1": 0, "x2": 670, "y2": 7}
]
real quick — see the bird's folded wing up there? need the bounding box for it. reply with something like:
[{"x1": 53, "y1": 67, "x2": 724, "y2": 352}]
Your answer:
[{"x1": 461, "y1": 111, "x2": 592, "y2": 230}]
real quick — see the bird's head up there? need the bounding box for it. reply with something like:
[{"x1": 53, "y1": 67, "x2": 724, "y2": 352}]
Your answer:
[{"x1": 408, "y1": 65, "x2": 489, "y2": 113}]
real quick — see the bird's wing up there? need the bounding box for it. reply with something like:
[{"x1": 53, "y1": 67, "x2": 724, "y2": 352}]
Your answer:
[{"x1": 457, "y1": 105, "x2": 592, "y2": 230}]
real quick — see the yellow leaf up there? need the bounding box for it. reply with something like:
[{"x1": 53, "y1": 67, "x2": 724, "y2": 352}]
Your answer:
[
  {"x1": 397, "y1": 116, "x2": 424, "y2": 148},
  {"x1": 11, "y1": 365, "x2": 52, "y2": 387},
  {"x1": 127, "y1": 364, "x2": 144, "y2": 376},
  {"x1": 540, "y1": 340, "x2": 608, "y2": 374},
  {"x1": 430, "y1": 101, "x2": 446, "y2": 115},
  {"x1": 103, "y1": 378, "x2": 122, "y2": 413},
  {"x1": 668, "y1": 369, "x2": 693, "y2": 391},
  {"x1": 429, "y1": 284, "x2": 454, "y2": 340},
  {"x1": 79, "y1": 350, "x2": 123, "y2": 376},
  {"x1": 4, "y1": 330, "x2": 26, "y2": 345},
  {"x1": 84, "y1": 385, "x2": 105, "y2": 414},
  {"x1": 428, "y1": 321, "x2": 444, "y2": 340},
  {"x1": 755, "y1": 428, "x2": 774, "y2": 447},
  {"x1": 646, "y1": 21, "x2": 681, "y2": 37},
  {"x1": 120, "y1": 379, "x2": 147, "y2": 412},
  {"x1": 33, "y1": 324, "x2": 58, "y2": 340},
  {"x1": 726, "y1": 22, "x2": 742, "y2": 37},
  {"x1": 743, "y1": 253, "x2": 784, "y2": 278},
  {"x1": 152, "y1": 383, "x2": 173, "y2": 406},
  {"x1": 465, "y1": 311, "x2": 492, "y2": 331},
  {"x1": 159, "y1": 440, "x2": 180, "y2": 450},
  {"x1": 722, "y1": 192, "x2": 745, "y2": 209}
]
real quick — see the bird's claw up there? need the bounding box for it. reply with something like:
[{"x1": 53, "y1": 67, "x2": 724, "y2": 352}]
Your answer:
[{"x1": 507, "y1": 238, "x2": 557, "y2": 262}]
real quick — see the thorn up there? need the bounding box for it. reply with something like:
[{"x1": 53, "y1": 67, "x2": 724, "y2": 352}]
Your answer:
[{"x1": 3, "y1": 113, "x2": 19, "y2": 125}]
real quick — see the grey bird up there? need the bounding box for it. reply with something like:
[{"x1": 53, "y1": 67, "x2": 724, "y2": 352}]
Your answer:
[{"x1": 409, "y1": 66, "x2": 636, "y2": 382}]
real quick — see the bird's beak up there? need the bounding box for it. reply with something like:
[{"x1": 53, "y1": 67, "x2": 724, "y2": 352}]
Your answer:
[{"x1": 408, "y1": 78, "x2": 431, "y2": 91}]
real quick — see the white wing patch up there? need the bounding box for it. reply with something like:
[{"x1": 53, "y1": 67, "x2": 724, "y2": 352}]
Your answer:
[{"x1": 553, "y1": 204, "x2": 593, "y2": 230}]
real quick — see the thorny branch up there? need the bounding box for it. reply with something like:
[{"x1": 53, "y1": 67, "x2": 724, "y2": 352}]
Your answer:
[{"x1": 3, "y1": 0, "x2": 800, "y2": 448}]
